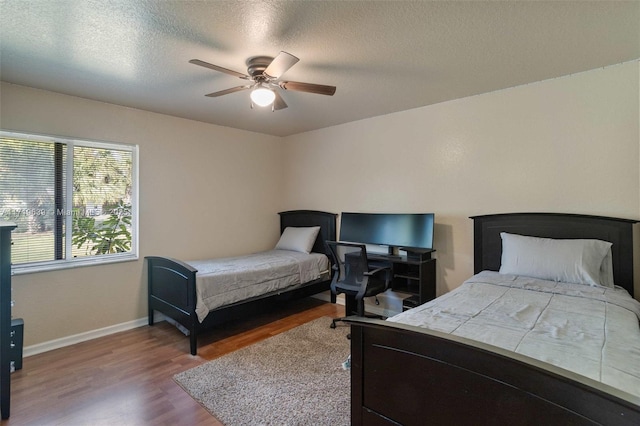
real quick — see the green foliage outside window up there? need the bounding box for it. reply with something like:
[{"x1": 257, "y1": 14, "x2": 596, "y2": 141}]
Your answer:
[{"x1": 72, "y1": 200, "x2": 132, "y2": 255}]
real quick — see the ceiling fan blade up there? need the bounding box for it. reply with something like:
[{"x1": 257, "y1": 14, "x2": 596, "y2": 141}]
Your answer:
[
  {"x1": 273, "y1": 90, "x2": 288, "y2": 110},
  {"x1": 263, "y1": 51, "x2": 299, "y2": 79},
  {"x1": 189, "y1": 59, "x2": 249, "y2": 79},
  {"x1": 279, "y1": 81, "x2": 336, "y2": 96},
  {"x1": 205, "y1": 85, "x2": 251, "y2": 97}
]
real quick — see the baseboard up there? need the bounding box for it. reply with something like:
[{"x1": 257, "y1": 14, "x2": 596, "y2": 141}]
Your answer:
[
  {"x1": 24, "y1": 317, "x2": 153, "y2": 357},
  {"x1": 23, "y1": 294, "x2": 341, "y2": 357},
  {"x1": 23, "y1": 292, "x2": 402, "y2": 357}
]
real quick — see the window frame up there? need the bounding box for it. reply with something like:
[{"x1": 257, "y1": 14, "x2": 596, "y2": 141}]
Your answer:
[{"x1": 1, "y1": 129, "x2": 139, "y2": 275}]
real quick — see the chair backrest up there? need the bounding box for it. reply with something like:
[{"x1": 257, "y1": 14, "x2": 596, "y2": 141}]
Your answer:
[{"x1": 325, "y1": 241, "x2": 370, "y2": 288}]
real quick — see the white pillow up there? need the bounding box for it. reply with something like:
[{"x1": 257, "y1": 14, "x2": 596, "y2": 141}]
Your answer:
[
  {"x1": 499, "y1": 232, "x2": 612, "y2": 287},
  {"x1": 599, "y1": 249, "x2": 615, "y2": 288},
  {"x1": 274, "y1": 226, "x2": 321, "y2": 254}
]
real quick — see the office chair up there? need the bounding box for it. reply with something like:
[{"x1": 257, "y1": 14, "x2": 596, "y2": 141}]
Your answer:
[{"x1": 325, "y1": 241, "x2": 392, "y2": 329}]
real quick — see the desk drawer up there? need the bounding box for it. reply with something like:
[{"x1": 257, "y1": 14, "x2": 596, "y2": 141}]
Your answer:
[{"x1": 10, "y1": 319, "x2": 23, "y2": 372}]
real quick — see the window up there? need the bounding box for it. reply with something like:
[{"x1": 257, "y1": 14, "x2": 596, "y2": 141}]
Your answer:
[{"x1": 0, "y1": 130, "x2": 138, "y2": 273}]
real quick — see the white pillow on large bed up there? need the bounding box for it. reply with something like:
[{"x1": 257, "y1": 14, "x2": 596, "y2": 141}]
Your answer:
[
  {"x1": 275, "y1": 226, "x2": 321, "y2": 254},
  {"x1": 499, "y1": 232, "x2": 613, "y2": 287}
]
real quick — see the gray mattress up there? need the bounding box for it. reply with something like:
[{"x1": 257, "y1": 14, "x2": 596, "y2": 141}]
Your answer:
[{"x1": 186, "y1": 249, "x2": 330, "y2": 322}]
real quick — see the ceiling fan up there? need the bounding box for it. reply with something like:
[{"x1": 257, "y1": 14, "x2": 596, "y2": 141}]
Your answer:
[{"x1": 189, "y1": 51, "x2": 336, "y2": 111}]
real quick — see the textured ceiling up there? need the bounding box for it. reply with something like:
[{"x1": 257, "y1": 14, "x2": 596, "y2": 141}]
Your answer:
[{"x1": 1, "y1": 1, "x2": 639, "y2": 137}]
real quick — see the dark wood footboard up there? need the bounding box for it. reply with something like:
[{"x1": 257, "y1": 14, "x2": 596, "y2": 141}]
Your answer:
[
  {"x1": 347, "y1": 318, "x2": 640, "y2": 425},
  {"x1": 146, "y1": 256, "x2": 199, "y2": 354}
]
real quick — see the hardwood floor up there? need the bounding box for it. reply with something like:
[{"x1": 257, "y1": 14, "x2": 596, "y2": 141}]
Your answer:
[{"x1": 2, "y1": 298, "x2": 343, "y2": 425}]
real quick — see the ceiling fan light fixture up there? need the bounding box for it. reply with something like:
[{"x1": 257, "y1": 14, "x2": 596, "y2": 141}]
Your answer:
[
  {"x1": 190, "y1": 52, "x2": 336, "y2": 111},
  {"x1": 250, "y1": 86, "x2": 276, "y2": 107}
]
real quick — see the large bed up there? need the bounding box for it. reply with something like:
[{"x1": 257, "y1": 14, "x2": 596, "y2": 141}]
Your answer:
[
  {"x1": 146, "y1": 210, "x2": 336, "y2": 355},
  {"x1": 347, "y1": 212, "x2": 640, "y2": 425}
]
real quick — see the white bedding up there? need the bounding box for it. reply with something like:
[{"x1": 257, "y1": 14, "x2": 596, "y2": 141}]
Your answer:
[
  {"x1": 388, "y1": 270, "x2": 640, "y2": 398},
  {"x1": 186, "y1": 250, "x2": 330, "y2": 322}
]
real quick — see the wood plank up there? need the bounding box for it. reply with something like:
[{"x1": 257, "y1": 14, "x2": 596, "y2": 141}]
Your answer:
[{"x1": 5, "y1": 298, "x2": 343, "y2": 425}]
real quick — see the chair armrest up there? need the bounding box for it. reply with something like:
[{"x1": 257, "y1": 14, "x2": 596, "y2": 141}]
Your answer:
[{"x1": 364, "y1": 267, "x2": 390, "y2": 276}]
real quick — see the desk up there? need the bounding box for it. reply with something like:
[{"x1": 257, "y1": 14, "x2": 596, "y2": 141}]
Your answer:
[
  {"x1": 342, "y1": 251, "x2": 436, "y2": 316},
  {"x1": 367, "y1": 251, "x2": 436, "y2": 306},
  {"x1": 340, "y1": 250, "x2": 436, "y2": 317}
]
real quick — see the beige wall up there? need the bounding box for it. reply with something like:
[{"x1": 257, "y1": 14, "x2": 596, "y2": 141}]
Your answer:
[
  {"x1": 1, "y1": 82, "x2": 284, "y2": 346},
  {"x1": 282, "y1": 61, "x2": 640, "y2": 297},
  {"x1": 2, "y1": 60, "x2": 639, "y2": 348}
]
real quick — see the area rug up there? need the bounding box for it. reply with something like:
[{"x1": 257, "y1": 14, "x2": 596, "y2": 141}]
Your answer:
[{"x1": 174, "y1": 317, "x2": 351, "y2": 425}]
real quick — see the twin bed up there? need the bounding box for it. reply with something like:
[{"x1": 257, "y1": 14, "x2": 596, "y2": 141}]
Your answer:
[
  {"x1": 146, "y1": 210, "x2": 336, "y2": 355},
  {"x1": 348, "y1": 213, "x2": 640, "y2": 424}
]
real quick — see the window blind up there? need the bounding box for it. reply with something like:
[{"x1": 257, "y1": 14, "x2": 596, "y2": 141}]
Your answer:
[{"x1": 0, "y1": 131, "x2": 137, "y2": 272}]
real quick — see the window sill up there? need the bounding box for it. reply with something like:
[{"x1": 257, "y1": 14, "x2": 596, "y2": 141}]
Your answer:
[{"x1": 11, "y1": 252, "x2": 139, "y2": 275}]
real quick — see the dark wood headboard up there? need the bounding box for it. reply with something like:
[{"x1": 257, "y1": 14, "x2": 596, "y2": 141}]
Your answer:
[
  {"x1": 278, "y1": 210, "x2": 337, "y2": 258},
  {"x1": 471, "y1": 213, "x2": 637, "y2": 297}
]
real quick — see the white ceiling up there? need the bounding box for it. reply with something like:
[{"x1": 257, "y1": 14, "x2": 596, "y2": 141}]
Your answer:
[{"x1": 1, "y1": 1, "x2": 639, "y2": 137}]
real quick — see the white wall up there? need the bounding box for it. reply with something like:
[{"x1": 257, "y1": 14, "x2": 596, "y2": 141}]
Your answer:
[
  {"x1": 282, "y1": 61, "x2": 640, "y2": 298},
  {"x1": 1, "y1": 82, "x2": 284, "y2": 347},
  {"x1": 2, "y1": 60, "x2": 638, "y2": 348}
]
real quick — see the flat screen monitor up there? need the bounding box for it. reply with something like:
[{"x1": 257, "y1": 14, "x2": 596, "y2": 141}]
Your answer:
[{"x1": 339, "y1": 212, "x2": 434, "y2": 251}]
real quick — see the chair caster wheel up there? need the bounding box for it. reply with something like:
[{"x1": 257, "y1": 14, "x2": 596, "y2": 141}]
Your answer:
[{"x1": 330, "y1": 322, "x2": 336, "y2": 329}]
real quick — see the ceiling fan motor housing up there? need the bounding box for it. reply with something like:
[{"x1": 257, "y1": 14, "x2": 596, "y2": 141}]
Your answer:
[{"x1": 246, "y1": 56, "x2": 274, "y2": 78}]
